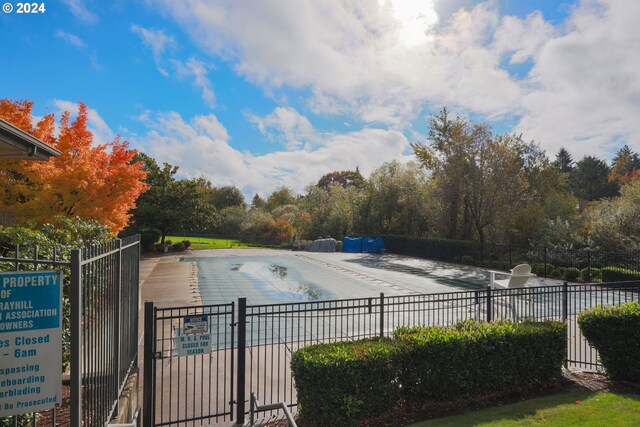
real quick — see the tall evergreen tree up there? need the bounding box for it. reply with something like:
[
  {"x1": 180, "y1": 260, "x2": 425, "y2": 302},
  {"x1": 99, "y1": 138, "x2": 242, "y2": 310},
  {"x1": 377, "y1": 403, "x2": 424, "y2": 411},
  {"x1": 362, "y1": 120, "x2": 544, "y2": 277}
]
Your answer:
[{"x1": 554, "y1": 147, "x2": 574, "y2": 173}]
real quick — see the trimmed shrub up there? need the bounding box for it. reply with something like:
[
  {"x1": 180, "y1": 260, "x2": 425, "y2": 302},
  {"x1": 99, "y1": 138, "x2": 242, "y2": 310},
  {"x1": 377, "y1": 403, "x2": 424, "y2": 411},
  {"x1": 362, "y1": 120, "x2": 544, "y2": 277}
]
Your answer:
[
  {"x1": 601, "y1": 267, "x2": 640, "y2": 282},
  {"x1": 171, "y1": 242, "x2": 186, "y2": 252},
  {"x1": 461, "y1": 255, "x2": 474, "y2": 265},
  {"x1": 531, "y1": 263, "x2": 554, "y2": 276},
  {"x1": 562, "y1": 267, "x2": 580, "y2": 282},
  {"x1": 578, "y1": 302, "x2": 640, "y2": 381},
  {"x1": 394, "y1": 320, "x2": 566, "y2": 400},
  {"x1": 489, "y1": 260, "x2": 510, "y2": 271},
  {"x1": 579, "y1": 267, "x2": 601, "y2": 283},
  {"x1": 155, "y1": 243, "x2": 168, "y2": 253},
  {"x1": 291, "y1": 338, "x2": 401, "y2": 426},
  {"x1": 550, "y1": 267, "x2": 564, "y2": 279},
  {"x1": 182, "y1": 240, "x2": 192, "y2": 249}
]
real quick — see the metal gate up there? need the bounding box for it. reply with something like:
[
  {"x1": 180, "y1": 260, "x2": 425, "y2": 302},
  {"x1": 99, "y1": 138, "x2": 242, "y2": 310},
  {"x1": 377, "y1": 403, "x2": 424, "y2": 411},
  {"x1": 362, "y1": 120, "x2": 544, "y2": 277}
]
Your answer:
[{"x1": 143, "y1": 301, "x2": 235, "y2": 427}]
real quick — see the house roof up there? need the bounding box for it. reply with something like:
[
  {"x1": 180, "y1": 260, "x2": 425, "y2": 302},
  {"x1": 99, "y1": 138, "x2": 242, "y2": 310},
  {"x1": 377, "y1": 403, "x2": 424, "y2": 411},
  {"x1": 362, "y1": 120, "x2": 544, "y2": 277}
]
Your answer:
[{"x1": 0, "y1": 118, "x2": 62, "y2": 161}]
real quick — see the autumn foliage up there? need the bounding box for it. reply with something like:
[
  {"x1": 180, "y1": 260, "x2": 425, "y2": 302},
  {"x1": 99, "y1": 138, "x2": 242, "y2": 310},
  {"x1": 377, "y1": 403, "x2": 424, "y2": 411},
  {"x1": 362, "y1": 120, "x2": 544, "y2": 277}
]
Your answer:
[{"x1": 0, "y1": 99, "x2": 147, "y2": 233}]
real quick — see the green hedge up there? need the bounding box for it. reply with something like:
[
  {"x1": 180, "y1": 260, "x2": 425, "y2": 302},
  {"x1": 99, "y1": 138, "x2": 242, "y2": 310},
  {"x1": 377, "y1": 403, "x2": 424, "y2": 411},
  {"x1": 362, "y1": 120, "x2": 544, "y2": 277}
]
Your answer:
[
  {"x1": 579, "y1": 267, "x2": 601, "y2": 283},
  {"x1": 578, "y1": 301, "x2": 640, "y2": 382},
  {"x1": 562, "y1": 267, "x2": 580, "y2": 282},
  {"x1": 601, "y1": 267, "x2": 640, "y2": 282},
  {"x1": 291, "y1": 321, "x2": 566, "y2": 425},
  {"x1": 291, "y1": 338, "x2": 401, "y2": 426},
  {"x1": 394, "y1": 320, "x2": 566, "y2": 400}
]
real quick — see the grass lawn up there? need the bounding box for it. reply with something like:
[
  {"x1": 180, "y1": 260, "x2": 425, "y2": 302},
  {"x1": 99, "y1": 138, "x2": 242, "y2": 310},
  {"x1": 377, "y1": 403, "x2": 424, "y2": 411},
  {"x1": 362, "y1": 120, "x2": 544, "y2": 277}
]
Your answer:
[
  {"x1": 409, "y1": 391, "x2": 640, "y2": 426},
  {"x1": 165, "y1": 235, "x2": 260, "y2": 250}
]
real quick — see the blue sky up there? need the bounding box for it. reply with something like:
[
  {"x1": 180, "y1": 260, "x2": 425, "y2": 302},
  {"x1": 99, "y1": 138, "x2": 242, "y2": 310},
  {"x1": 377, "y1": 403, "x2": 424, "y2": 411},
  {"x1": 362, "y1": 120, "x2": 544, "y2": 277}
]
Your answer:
[{"x1": 1, "y1": 0, "x2": 639, "y2": 198}]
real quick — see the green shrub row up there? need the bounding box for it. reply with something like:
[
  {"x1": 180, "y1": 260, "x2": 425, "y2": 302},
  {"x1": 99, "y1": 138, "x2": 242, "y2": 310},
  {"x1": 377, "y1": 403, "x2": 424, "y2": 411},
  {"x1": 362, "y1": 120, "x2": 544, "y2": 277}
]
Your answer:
[
  {"x1": 291, "y1": 338, "x2": 400, "y2": 426},
  {"x1": 601, "y1": 266, "x2": 640, "y2": 282},
  {"x1": 291, "y1": 320, "x2": 566, "y2": 426},
  {"x1": 394, "y1": 320, "x2": 566, "y2": 400},
  {"x1": 578, "y1": 301, "x2": 640, "y2": 382}
]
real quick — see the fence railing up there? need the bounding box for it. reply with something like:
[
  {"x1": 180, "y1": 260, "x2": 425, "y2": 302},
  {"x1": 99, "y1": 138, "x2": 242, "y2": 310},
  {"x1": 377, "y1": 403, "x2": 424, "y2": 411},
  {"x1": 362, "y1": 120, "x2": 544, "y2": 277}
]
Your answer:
[
  {"x1": 0, "y1": 235, "x2": 140, "y2": 427},
  {"x1": 381, "y1": 236, "x2": 640, "y2": 282},
  {"x1": 232, "y1": 281, "x2": 640, "y2": 424}
]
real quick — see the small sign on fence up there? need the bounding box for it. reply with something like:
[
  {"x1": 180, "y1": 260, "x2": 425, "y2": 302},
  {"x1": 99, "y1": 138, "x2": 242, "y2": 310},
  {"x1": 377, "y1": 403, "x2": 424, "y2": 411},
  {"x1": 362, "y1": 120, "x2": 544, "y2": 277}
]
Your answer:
[
  {"x1": 174, "y1": 315, "x2": 211, "y2": 356},
  {"x1": 0, "y1": 271, "x2": 62, "y2": 417}
]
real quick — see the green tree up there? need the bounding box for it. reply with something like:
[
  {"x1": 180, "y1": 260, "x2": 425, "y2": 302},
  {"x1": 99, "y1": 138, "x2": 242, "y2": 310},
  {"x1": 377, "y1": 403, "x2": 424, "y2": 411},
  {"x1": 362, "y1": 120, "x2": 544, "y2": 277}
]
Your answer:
[
  {"x1": 412, "y1": 108, "x2": 555, "y2": 248},
  {"x1": 131, "y1": 153, "x2": 217, "y2": 243},
  {"x1": 210, "y1": 185, "x2": 246, "y2": 210},
  {"x1": 570, "y1": 156, "x2": 618, "y2": 201},
  {"x1": 584, "y1": 180, "x2": 640, "y2": 252},
  {"x1": 609, "y1": 145, "x2": 640, "y2": 184},
  {"x1": 317, "y1": 169, "x2": 365, "y2": 191},
  {"x1": 266, "y1": 186, "x2": 297, "y2": 211},
  {"x1": 553, "y1": 147, "x2": 574, "y2": 173},
  {"x1": 251, "y1": 193, "x2": 266, "y2": 209},
  {"x1": 214, "y1": 205, "x2": 247, "y2": 236},
  {"x1": 363, "y1": 161, "x2": 432, "y2": 236}
]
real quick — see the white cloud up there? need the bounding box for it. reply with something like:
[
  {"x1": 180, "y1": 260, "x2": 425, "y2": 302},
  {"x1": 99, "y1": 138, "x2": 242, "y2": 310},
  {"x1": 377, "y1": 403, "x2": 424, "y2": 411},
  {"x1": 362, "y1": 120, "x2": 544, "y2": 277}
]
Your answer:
[
  {"x1": 134, "y1": 109, "x2": 410, "y2": 197},
  {"x1": 247, "y1": 107, "x2": 319, "y2": 150},
  {"x1": 154, "y1": 0, "x2": 640, "y2": 162},
  {"x1": 172, "y1": 58, "x2": 216, "y2": 108},
  {"x1": 53, "y1": 100, "x2": 115, "y2": 146},
  {"x1": 130, "y1": 24, "x2": 176, "y2": 76},
  {"x1": 60, "y1": 0, "x2": 98, "y2": 24},
  {"x1": 513, "y1": 0, "x2": 640, "y2": 160},
  {"x1": 55, "y1": 30, "x2": 85, "y2": 49}
]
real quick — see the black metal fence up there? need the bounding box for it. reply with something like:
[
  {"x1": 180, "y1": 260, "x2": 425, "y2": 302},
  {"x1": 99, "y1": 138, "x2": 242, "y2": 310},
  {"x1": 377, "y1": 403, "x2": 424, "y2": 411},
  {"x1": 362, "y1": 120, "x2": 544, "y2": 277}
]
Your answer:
[
  {"x1": 0, "y1": 235, "x2": 140, "y2": 427},
  {"x1": 143, "y1": 302, "x2": 235, "y2": 427},
  {"x1": 144, "y1": 280, "x2": 640, "y2": 426},
  {"x1": 382, "y1": 236, "x2": 640, "y2": 282}
]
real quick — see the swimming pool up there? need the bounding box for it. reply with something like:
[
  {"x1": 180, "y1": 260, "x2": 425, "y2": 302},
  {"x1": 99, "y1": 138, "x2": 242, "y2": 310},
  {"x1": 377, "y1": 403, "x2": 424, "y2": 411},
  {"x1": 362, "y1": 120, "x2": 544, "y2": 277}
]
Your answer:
[{"x1": 183, "y1": 251, "x2": 496, "y2": 305}]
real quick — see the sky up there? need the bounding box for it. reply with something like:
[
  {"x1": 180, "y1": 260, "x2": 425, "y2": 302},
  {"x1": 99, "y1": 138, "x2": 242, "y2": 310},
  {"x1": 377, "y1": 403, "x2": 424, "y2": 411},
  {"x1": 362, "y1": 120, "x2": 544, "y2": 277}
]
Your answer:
[{"x1": 1, "y1": 0, "x2": 639, "y2": 199}]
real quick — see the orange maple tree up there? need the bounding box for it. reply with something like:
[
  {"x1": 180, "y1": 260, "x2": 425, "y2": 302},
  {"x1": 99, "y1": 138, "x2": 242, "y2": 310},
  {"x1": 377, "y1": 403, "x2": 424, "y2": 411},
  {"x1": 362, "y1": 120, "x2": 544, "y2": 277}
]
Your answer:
[{"x1": 0, "y1": 99, "x2": 147, "y2": 233}]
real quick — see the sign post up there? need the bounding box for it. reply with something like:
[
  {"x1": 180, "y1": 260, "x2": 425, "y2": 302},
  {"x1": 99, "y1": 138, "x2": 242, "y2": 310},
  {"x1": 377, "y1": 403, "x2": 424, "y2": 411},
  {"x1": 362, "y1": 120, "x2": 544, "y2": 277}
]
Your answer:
[{"x1": 0, "y1": 271, "x2": 63, "y2": 416}]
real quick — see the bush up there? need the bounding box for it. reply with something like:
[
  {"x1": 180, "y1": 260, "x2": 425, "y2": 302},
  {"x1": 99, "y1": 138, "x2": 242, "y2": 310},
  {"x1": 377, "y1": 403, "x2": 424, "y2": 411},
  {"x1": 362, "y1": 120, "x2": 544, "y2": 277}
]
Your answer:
[
  {"x1": 394, "y1": 320, "x2": 566, "y2": 400},
  {"x1": 578, "y1": 302, "x2": 640, "y2": 381},
  {"x1": 155, "y1": 243, "x2": 168, "y2": 253},
  {"x1": 531, "y1": 263, "x2": 554, "y2": 276},
  {"x1": 139, "y1": 229, "x2": 160, "y2": 252},
  {"x1": 550, "y1": 267, "x2": 564, "y2": 279},
  {"x1": 171, "y1": 242, "x2": 186, "y2": 252},
  {"x1": 579, "y1": 267, "x2": 601, "y2": 283},
  {"x1": 291, "y1": 338, "x2": 401, "y2": 426},
  {"x1": 601, "y1": 267, "x2": 640, "y2": 282},
  {"x1": 182, "y1": 240, "x2": 192, "y2": 249},
  {"x1": 461, "y1": 255, "x2": 474, "y2": 265},
  {"x1": 562, "y1": 267, "x2": 580, "y2": 282},
  {"x1": 489, "y1": 260, "x2": 510, "y2": 271}
]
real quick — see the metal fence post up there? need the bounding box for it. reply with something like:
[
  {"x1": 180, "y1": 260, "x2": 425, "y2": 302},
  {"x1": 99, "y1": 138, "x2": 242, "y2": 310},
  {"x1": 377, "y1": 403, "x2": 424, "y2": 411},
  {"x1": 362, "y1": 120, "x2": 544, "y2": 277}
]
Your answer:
[
  {"x1": 486, "y1": 285, "x2": 492, "y2": 322},
  {"x1": 379, "y1": 293, "x2": 385, "y2": 337},
  {"x1": 587, "y1": 250, "x2": 591, "y2": 282},
  {"x1": 236, "y1": 298, "x2": 247, "y2": 425},
  {"x1": 562, "y1": 281, "x2": 568, "y2": 322},
  {"x1": 114, "y1": 239, "x2": 122, "y2": 414},
  {"x1": 544, "y1": 247, "x2": 548, "y2": 278},
  {"x1": 509, "y1": 244, "x2": 512, "y2": 269},
  {"x1": 143, "y1": 301, "x2": 155, "y2": 427},
  {"x1": 70, "y1": 249, "x2": 82, "y2": 427}
]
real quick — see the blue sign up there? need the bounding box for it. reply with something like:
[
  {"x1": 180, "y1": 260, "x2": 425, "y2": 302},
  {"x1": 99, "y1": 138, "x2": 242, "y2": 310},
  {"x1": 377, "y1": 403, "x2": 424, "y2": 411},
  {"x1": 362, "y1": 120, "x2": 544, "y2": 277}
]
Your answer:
[{"x1": 0, "y1": 271, "x2": 62, "y2": 417}]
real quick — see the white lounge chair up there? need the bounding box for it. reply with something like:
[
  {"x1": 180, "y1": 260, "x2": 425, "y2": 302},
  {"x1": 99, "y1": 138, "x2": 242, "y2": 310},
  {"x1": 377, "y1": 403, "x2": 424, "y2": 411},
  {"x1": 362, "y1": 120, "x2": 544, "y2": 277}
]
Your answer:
[
  {"x1": 488, "y1": 264, "x2": 535, "y2": 321},
  {"x1": 489, "y1": 263, "x2": 534, "y2": 289}
]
